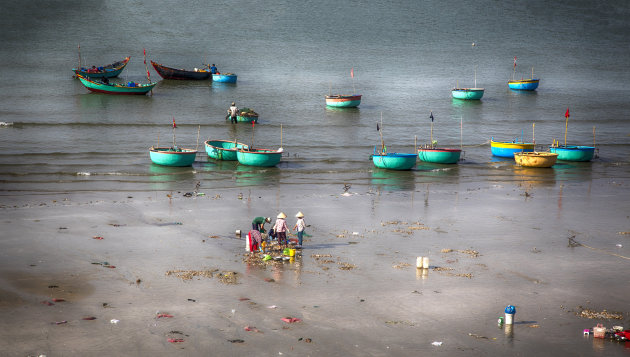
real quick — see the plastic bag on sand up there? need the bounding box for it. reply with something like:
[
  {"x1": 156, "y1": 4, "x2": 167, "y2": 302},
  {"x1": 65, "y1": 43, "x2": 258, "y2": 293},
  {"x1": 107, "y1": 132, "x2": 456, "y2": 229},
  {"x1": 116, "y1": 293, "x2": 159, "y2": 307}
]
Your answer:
[{"x1": 431, "y1": 341, "x2": 442, "y2": 346}]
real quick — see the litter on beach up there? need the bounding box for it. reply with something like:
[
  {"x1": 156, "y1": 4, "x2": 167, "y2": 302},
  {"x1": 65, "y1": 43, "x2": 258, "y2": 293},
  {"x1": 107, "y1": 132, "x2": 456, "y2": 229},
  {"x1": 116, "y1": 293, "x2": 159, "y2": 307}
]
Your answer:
[
  {"x1": 281, "y1": 317, "x2": 301, "y2": 323},
  {"x1": 431, "y1": 341, "x2": 443, "y2": 346}
]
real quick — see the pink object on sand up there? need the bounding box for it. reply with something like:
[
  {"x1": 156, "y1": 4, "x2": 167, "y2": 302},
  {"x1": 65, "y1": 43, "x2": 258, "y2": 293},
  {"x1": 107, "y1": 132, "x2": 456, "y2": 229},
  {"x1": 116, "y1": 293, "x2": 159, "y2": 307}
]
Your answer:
[{"x1": 281, "y1": 317, "x2": 301, "y2": 323}]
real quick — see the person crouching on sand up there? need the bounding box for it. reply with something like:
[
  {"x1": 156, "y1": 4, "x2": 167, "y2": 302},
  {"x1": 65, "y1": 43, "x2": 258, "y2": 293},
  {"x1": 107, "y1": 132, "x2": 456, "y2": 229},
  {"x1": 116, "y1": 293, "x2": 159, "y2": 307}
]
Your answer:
[
  {"x1": 273, "y1": 212, "x2": 289, "y2": 247},
  {"x1": 293, "y1": 211, "x2": 306, "y2": 248}
]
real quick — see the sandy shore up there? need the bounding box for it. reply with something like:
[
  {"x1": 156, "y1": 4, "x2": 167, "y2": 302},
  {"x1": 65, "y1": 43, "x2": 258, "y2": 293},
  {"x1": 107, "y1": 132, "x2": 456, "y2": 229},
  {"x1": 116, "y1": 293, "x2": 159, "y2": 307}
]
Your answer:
[{"x1": 0, "y1": 179, "x2": 629, "y2": 356}]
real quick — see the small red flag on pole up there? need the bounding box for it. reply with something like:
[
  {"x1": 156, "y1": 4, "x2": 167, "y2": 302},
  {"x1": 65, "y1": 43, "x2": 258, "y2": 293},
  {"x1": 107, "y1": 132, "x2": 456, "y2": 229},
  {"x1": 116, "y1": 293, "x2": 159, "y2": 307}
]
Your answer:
[
  {"x1": 565, "y1": 108, "x2": 570, "y2": 118},
  {"x1": 251, "y1": 120, "x2": 255, "y2": 128},
  {"x1": 350, "y1": 67, "x2": 354, "y2": 78},
  {"x1": 143, "y1": 48, "x2": 146, "y2": 65},
  {"x1": 172, "y1": 117, "x2": 177, "y2": 129},
  {"x1": 513, "y1": 56, "x2": 517, "y2": 69}
]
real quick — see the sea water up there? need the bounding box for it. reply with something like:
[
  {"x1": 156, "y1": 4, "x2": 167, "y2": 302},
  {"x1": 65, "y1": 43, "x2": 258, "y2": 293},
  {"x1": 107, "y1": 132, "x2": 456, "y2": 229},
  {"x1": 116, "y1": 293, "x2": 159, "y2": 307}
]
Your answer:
[{"x1": 0, "y1": 0, "x2": 629, "y2": 194}]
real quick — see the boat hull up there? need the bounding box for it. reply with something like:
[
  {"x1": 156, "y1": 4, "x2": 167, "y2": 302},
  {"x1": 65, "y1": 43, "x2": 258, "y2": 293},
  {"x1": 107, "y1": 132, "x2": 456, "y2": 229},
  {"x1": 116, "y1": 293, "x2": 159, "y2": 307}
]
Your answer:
[
  {"x1": 491, "y1": 140, "x2": 535, "y2": 158},
  {"x1": 418, "y1": 148, "x2": 461, "y2": 164},
  {"x1": 212, "y1": 74, "x2": 237, "y2": 83},
  {"x1": 205, "y1": 140, "x2": 248, "y2": 161},
  {"x1": 237, "y1": 148, "x2": 282, "y2": 167},
  {"x1": 514, "y1": 152, "x2": 558, "y2": 168},
  {"x1": 508, "y1": 79, "x2": 539, "y2": 91},
  {"x1": 236, "y1": 115, "x2": 258, "y2": 123},
  {"x1": 452, "y1": 88, "x2": 484, "y2": 100},
  {"x1": 325, "y1": 95, "x2": 362, "y2": 108},
  {"x1": 151, "y1": 61, "x2": 211, "y2": 80},
  {"x1": 150, "y1": 147, "x2": 197, "y2": 167},
  {"x1": 77, "y1": 75, "x2": 156, "y2": 95},
  {"x1": 372, "y1": 153, "x2": 417, "y2": 170},
  {"x1": 549, "y1": 145, "x2": 595, "y2": 162},
  {"x1": 72, "y1": 57, "x2": 130, "y2": 78}
]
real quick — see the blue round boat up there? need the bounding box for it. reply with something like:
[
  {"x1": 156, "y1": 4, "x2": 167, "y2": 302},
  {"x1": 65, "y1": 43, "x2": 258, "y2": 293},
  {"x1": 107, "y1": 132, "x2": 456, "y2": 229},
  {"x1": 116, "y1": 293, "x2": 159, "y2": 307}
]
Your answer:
[
  {"x1": 212, "y1": 73, "x2": 237, "y2": 83},
  {"x1": 508, "y1": 79, "x2": 540, "y2": 91}
]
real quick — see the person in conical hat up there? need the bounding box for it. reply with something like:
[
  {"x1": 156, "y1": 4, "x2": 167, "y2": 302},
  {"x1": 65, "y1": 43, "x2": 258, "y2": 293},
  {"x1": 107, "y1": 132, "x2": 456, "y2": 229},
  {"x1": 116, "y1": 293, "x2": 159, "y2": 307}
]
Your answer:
[
  {"x1": 293, "y1": 212, "x2": 306, "y2": 247},
  {"x1": 273, "y1": 212, "x2": 289, "y2": 247}
]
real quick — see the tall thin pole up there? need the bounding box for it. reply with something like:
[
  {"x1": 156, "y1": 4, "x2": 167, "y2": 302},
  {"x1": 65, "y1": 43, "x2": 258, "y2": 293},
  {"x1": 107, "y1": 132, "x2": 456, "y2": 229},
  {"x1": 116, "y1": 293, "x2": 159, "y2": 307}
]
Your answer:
[
  {"x1": 379, "y1": 113, "x2": 384, "y2": 153},
  {"x1": 533, "y1": 122, "x2": 535, "y2": 146},
  {"x1": 430, "y1": 115, "x2": 434, "y2": 148},
  {"x1": 593, "y1": 126, "x2": 596, "y2": 148},
  {"x1": 460, "y1": 116, "x2": 463, "y2": 150},
  {"x1": 414, "y1": 135, "x2": 417, "y2": 153},
  {"x1": 196, "y1": 125, "x2": 201, "y2": 151},
  {"x1": 564, "y1": 115, "x2": 569, "y2": 147},
  {"x1": 280, "y1": 123, "x2": 283, "y2": 149},
  {"x1": 77, "y1": 43, "x2": 81, "y2": 71}
]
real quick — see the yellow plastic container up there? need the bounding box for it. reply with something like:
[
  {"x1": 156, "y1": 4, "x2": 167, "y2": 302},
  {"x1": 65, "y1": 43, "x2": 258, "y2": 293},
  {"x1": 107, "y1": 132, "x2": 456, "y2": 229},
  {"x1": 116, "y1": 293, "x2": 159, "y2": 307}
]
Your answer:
[{"x1": 289, "y1": 249, "x2": 296, "y2": 257}]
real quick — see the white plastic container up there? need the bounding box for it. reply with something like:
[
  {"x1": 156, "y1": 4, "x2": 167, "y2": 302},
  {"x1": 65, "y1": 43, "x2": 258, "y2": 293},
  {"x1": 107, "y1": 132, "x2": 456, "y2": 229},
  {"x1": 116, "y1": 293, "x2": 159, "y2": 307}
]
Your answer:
[
  {"x1": 422, "y1": 257, "x2": 430, "y2": 269},
  {"x1": 505, "y1": 313, "x2": 514, "y2": 324},
  {"x1": 416, "y1": 257, "x2": 423, "y2": 268}
]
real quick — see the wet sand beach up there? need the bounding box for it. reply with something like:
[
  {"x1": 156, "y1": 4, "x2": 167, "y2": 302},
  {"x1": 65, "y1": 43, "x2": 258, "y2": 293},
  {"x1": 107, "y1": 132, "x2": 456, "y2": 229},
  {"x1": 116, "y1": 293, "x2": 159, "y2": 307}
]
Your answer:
[{"x1": 1, "y1": 176, "x2": 629, "y2": 356}]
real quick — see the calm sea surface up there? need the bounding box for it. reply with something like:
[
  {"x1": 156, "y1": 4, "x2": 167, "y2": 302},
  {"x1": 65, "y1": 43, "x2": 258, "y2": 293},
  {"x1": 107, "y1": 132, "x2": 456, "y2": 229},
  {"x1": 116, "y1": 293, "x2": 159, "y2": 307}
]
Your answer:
[{"x1": 1, "y1": 0, "x2": 629, "y2": 193}]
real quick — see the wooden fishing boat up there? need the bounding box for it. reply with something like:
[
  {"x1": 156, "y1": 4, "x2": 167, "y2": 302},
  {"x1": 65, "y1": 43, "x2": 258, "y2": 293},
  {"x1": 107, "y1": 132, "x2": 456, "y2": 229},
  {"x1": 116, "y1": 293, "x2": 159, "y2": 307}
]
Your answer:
[
  {"x1": 452, "y1": 88, "x2": 484, "y2": 100},
  {"x1": 418, "y1": 147, "x2": 462, "y2": 164},
  {"x1": 72, "y1": 57, "x2": 130, "y2": 78},
  {"x1": 149, "y1": 147, "x2": 197, "y2": 167},
  {"x1": 325, "y1": 94, "x2": 362, "y2": 108},
  {"x1": 77, "y1": 75, "x2": 157, "y2": 95},
  {"x1": 205, "y1": 139, "x2": 249, "y2": 161},
  {"x1": 212, "y1": 73, "x2": 237, "y2": 83},
  {"x1": 236, "y1": 147, "x2": 282, "y2": 167},
  {"x1": 150, "y1": 61, "x2": 211, "y2": 80},
  {"x1": 372, "y1": 150, "x2": 417, "y2": 170},
  {"x1": 491, "y1": 139, "x2": 535, "y2": 158},
  {"x1": 549, "y1": 145, "x2": 595, "y2": 162},
  {"x1": 236, "y1": 108, "x2": 259, "y2": 123},
  {"x1": 508, "y1": 78, "x2": 539, "y2": 91},
  {"x1": 513, "y1": 151, "x2": 557, "y2": 168}
]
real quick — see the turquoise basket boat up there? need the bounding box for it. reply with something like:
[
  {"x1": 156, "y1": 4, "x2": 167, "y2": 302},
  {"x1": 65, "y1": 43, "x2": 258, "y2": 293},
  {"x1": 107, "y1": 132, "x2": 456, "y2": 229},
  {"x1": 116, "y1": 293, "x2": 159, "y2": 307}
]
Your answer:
[
  {"x1": 236, "y1": 147, "x2": 282, "y2": 167},
  {"x1": 491, "y1": 139, "x2": 535, "y2": 158},
  {"x1": 212, "y1": 73, "x2": 237, "y2": 83},
  {"x1": 325, "y1": 94, "x2": 362, "y2": 108},
  {"x1": 205, "y1": 140, "x2": 249, "y2": 161},
  {"x1": 549, "y1": 145, "x2": 595, "y2": 162},
  {"x1": 72, "y1": 57, "x2": 130, "y2": 78},
  {"x1": 372, "y1": 150, "x2": 417, "y2": 171},
  {"x1": 77, "y1": 75, "x2": 156, "y2": 95},
  {"x1": 418, "y1": 148, "x2": 462, "y2": 164},
  {"x1": 149, "y1": 147, "x2": 197, "y2": 166},
  {"x1": 508, "y1": 79, "x2": 539, "y2": 91},
  {"x1": 452, "y1": 88, "x2": 484, "y2": 100}
]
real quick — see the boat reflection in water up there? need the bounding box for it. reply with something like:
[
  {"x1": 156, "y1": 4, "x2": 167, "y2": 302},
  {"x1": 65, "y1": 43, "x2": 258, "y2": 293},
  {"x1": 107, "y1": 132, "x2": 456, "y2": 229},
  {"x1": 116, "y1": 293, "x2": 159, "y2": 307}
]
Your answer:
[
  {"x1": 370, "y1": 169, "x2": 416, "y2": 192},
  {"x1": 148, "y1": 163, "x2": 196, "y2": 191},
  {"x1": 234, "y1": 164, "x2": 280, "y2": 187}
]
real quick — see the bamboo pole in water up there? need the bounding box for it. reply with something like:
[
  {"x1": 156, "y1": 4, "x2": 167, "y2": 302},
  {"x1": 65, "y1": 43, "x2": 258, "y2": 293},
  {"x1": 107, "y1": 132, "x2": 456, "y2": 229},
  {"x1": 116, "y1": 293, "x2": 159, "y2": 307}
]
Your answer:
[
  {"x1": 533, "y1": 122, "x2": 536, "y2": 146},
  {"x1": 77, "y1": 43, "x2": 81, "y2": 72},
  {"x1": 280, "y1": 123, "x2": 283, "y2": 149},
  {"x1": 379, "y1": 113, "x2": 384, "y2": 153},
  {"x1": 196, "y1": 125, "x2": 200, "y2": 151},
  {"x1": 564, "y1": 115, "x2": 568, "y2": 147},
  {"x1": 460, "y1": 116, "x2": 463, "y2": 150},
  {"x1": 593, "y1": 126, "x2": 596, "y2": 147}
]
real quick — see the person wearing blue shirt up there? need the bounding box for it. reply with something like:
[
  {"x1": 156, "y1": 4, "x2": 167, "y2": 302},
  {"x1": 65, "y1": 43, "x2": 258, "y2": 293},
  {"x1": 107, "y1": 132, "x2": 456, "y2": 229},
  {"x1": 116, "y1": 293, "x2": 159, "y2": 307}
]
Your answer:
[{"x1": 210, "y1": 64, "x2": 218, "y2": 74}]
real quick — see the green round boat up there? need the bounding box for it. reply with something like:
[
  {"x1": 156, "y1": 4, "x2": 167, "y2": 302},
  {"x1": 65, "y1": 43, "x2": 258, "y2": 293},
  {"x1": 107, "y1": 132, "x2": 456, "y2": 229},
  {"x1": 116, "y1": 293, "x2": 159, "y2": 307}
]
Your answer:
[
  {"x1": 549, "y1": 145, "x2": 595, "y2": 162},
  {"x1": 372, "y1": 153, "x2": 417, "y2": 170},
  {"x1": 236, "y1": 148, "x2": 282, "y2": 167},
  {"x1": 418, "y1": 148, "x2": 462, "y2": 164},
  {"x1": 205, "y1": 139, "x2": 249, "y2": 161},
  {"x1": 451, "y1": 88, "x2": 484, "y2": 100},
  {"x1": 149, "y1": 147, "x2": 197, "y2": 167}
]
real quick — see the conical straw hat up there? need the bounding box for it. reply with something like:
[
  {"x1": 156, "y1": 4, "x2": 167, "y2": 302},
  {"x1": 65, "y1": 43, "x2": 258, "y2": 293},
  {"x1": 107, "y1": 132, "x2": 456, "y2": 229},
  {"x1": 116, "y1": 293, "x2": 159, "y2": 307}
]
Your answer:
[
  {"x1": 277, "y1": 212, "x2": 287, "y2": 219},
  {"x1": 295, "y1": 211, "x2": 304, "y2": 218}
]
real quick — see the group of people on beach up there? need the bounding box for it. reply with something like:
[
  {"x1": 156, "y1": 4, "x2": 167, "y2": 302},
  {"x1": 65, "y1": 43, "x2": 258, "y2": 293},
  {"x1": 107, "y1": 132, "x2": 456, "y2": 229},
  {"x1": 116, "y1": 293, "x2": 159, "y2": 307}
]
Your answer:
[{"x1": 248, "y1": 212, "x2": 306, "y2": 252}]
